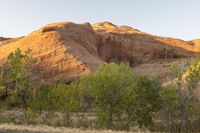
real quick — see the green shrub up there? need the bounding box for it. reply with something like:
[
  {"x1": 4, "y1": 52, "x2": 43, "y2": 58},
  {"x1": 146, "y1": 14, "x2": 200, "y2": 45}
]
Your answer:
[
  {"x1": 80, "y1": 63, "x2": 136, "y2": 129},
  {"x1": 123, "y1": 76, "x2": 162, "y2": 130},
  {"x1": 80, "y1": 63, "x2": 162, "y2": 130}
]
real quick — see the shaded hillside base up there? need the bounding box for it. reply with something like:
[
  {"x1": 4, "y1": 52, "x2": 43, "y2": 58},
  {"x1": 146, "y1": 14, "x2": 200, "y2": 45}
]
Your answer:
[
  {"x1": 134, "y1": 58, "x2": 191, "y2": 84},
  {"x1": 0, "y1": 109, "x2": 153, "y2": 133}
]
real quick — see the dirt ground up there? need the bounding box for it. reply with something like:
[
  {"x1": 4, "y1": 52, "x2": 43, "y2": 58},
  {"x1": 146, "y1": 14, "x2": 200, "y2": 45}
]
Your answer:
[{"x1": 134, "y1": 58, "x2": 190, "y2": 84}]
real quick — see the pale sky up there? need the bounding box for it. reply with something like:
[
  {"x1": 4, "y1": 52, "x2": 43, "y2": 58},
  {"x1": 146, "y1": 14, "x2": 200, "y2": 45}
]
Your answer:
[{"x1": 0, "y1": 0, "x2": 200, "y2": 40}]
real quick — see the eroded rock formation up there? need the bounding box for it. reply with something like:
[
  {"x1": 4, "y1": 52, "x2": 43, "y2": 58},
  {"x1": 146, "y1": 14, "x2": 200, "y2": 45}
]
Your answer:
[{"x1": 0, "y1": 21, "x2": 199, "y2": 82}]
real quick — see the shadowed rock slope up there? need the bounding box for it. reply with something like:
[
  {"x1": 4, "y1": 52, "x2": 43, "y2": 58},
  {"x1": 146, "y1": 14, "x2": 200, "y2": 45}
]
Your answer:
[{"x1": 0, "y1": 21, "x2": 199, "y2": 82}]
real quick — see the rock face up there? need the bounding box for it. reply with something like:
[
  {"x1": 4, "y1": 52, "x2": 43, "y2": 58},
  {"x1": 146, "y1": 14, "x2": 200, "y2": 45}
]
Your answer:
[
  {"x1": 93, "y1": 22, "x2": 198, "y2": 64},
  {"x1": 0, "y1": 21, "x2": 199, "y2": 82},
  {"x1": 0, "y1": 37, "x2": 23, "y2": 46},
  {"x1": 190, "y1": 39, "x2": 200, "y2": 47},
  {"x1": 0, "y1": 37, "x2": 8, "y2": 41}
]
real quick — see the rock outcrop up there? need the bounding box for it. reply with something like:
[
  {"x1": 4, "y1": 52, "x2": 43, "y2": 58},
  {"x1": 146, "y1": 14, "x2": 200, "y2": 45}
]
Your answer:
[{"x1": 0, "y1": 21, "x2": 199, "y2": 82}]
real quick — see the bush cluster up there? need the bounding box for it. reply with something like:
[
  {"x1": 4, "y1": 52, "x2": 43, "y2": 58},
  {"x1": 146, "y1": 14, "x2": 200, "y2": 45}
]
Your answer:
[{"x1": 1, "y1": 49, "x2": 200, "y2": 132}]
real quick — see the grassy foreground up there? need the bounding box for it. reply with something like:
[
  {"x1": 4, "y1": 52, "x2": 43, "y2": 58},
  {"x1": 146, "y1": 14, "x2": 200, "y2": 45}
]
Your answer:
[{"x1": 0, "y1": 123, "x2": 151, "y2": 133}]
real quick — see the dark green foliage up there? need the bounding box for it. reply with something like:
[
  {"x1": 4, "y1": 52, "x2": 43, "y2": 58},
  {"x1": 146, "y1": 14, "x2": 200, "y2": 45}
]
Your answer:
[
  {"x1": 159, "y1": 85, "x2": 180, "y2": 132},
  {"x1": 132, "y1": 76, "x2": 162, "y2": 128},
  {"x1": 2, "y1": 48, "x2": 37, "y2": 111},
  {"x1": 122, "y1": 76, "x2": 162, "y2": 130},
  {"x1": 80, "y1": 63, "x2": 136, "y2": 129},
  {"x1": 80, "y1": 63, "x2": 162, "y2": 129},
  {"x1": 31, "y1": 84, "x2": 54, "y2": 112},
  {"x1": 53, "y1": 83, "x2": 79, "y2": 112},
  {"x1": 31, "y1": 82, "x2": 79, "y2": 126},
  {"x1": 12, "y1": 49, "x2": 34, "y2": 105},
  {"x1": 160, "y1": 58, "x2": 200, "y2": 133}
]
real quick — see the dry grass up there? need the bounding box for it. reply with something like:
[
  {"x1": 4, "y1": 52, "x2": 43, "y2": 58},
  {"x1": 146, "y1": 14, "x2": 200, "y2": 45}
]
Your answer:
[{"x1": 0, "y1": 123, "x2": 151, "y2": 133}]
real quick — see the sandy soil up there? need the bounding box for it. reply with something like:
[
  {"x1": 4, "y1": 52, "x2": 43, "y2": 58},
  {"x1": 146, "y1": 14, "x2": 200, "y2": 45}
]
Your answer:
[{"x1": 134, "y1": 58, "x2": 190, "y2": 84}]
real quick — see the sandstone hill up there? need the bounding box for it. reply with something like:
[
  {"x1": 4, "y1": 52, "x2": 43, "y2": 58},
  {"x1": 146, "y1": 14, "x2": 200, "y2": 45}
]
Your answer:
[{"x1": 0, "y1": 21, "x2": 199, "y2": 82}]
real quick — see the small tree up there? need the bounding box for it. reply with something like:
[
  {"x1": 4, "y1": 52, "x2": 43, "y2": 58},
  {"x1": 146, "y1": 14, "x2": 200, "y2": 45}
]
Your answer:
[
  {"x1": 31, "y1": 84, "x2": 54, "y2": 113},
  {"x1": 167, "y1": 58, "x2": 200, "y2": 132},
  {"x1": 53, "y1": 82, "x2": 79, "y2": 126},
  {"x1": 0, "y1": 69, "x2": 5, "y2": 96},
  {"x1": 30, "y1": 84, "x2": 55, "y2": 124},
  {"x1": 31, "y1": 82, "x2": 79, "y2": 126},
  {"x1": 123, "y1": 76, "x2": 162, "y2": 130},
  {"x1": 4, "y1": 48, "x2": 36, "y2": 113},
  {"x1": 160, "y1": 85, "x2": 180, "y2": 132},
  {"x1": 0, "y1": 69, "x2": 6, "y2": 108},
  {"x1": 80, "y1": 63, "x2": 136, "y2": 129}
]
